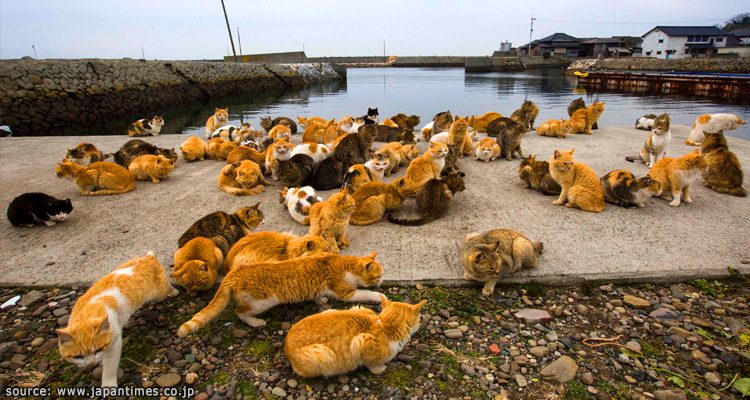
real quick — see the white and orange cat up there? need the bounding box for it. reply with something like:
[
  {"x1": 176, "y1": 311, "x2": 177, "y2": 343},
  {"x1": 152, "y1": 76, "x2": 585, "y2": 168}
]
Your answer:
[
  {"x1": 686, "y1": 113, "x2": 745, "y2": 146},
  {"x1": 205, "y1": 108, "x2": 229, "y2": 136},
  {"x1": 649, "y1": 150, "x2": 708, "y2": 206},
  {"x1": 57, "y1": 251, "x2": 177, "y2": 387},
  {"x1": 474, "y1": 137, "x2": 501, "y2": 162},
  {"x1": 290, "y1": 142, "x2": 331, "y2": 164},
  {"x1": 402, "y1": 141, "x2": 448, "y2": 196},
  {"x1": 265, "y1": 138, "x2": 295, "y2": 180},
  {"x1": 285, "y1": 295, "x2": 425, "y2": 377}
]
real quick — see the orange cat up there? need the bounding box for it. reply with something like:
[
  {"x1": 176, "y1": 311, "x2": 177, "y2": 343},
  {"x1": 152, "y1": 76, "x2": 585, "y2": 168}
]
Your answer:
[
  {"x1": 127, "y1": 154, "x2": 174, "y2": 183},
  {"x1": 448, "y1": 117, "x2": 473, "y2": 157},
  {"x1": 224, "y1": 231, "x2": 332, "y2": 273},
  {"x1": 536, "y1": 119, "x2": 572, "y2": 138},
  {"x1": 218, "y1": 160, "x2": 269, "y2": 195},
  {"x1": 649, "y1": 150, "x2": 708, "y2": 207},
  {"x1": 570, "y1": 102, "x2": 605, "y2": 135},
  {"x1": 269, "y1": 124, "x2": 292, "y2": 141},
  {"x1": 265, "y1": 139, "x2": 295, "y2": 180},
  {"x1": 297, "y1": 116, "x2": 328, "y2": 129},
  {"x1": 468, "y1": 112, "x2": 502, "y2": 132},
  {"x1": 180, "y1": 136, "x2": 207, "y2": 162},
  {"x1": 474, "y1": 137, "x2": 501, "y2": 162},
  {"x1": 350, "y1": 179, "x2": 408, "y2": 225},
  {"x1": 381, "y1": 118, "x2": 398, "y2": 128},
  {"x1": 303, "y1": 119, "x2": 337, "y2": 143},
  {"x1": 177, "y1": 253, "x2": 383, "y2": 337},
  {"x1": 57, "y1": 251, "x2": 177, "y2": 387},
  {"x1": 308, "y1": 189, "x2": 356, "y2": 253},
  {"x1": 285, "y1": 296, "x2": 425, "y2": 377},
  {"x1": 205, "y1": 108, "x2": 229, "y2": 135},
  {"x1": 55, "y1": 160, "x2": 136, "y2": 196},
  {"x1": 549, "y1": 148, "x2": 605, "y2": 213},
  {"x1": 378, "y1": 142, "x2": 420, "y2": 176},
  {"x1": 172, "y1": 237, "x2": 223, "y2": 294},
  {"x1": 206, "y1": 138, "x2": 238, "y2": 160},
  {"x1": 227, "y1": 145, "x2": 265, "y2": 165},
  {"x1": 402, "y1": 141, "x2": 448, "y2": 196}
]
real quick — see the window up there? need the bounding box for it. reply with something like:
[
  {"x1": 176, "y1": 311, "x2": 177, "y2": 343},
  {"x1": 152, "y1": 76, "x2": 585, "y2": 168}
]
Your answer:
[
  {"x1": 658, "y1": 39, "x2": 664, "y2": 43},
  {"x1": 716, "y1": 37, "x2": 723, "y2": 43},
  {"x1": 646, "y1": 51, "x2": 652, "y2": 56},
  {"x1": 657, "y1": 51, "x2": 662, "y2": 55}
]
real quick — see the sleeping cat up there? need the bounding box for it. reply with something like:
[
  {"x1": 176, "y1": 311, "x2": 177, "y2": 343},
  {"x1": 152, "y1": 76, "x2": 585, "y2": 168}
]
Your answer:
[
  {"x1": 7, "y1": 193, "x2": 72, "y2": 227},
  {"x1": 362, "y1": 107, "x2": 379, "y2": 125},
  {"x1": 468, "y1": 112, "x2": 503, "y2": 132},
  {"x1": 536, "y1": 119, "x2": 572, "y2": 138},
  {"x1": 55, "y1": 160, "x2": 136, "y2": 196},
  {"x1": 177, "y1": 253, "x2": 383, "y2": 337},
  {"x1": 226, "y1": 145, "x2": 265, "y2": 166},
  {"x1": 387, "y1": 172, "x2": 465, "y2": 226},
  {"x1": 461, "y1": 229, "x2": 543, "y2": 296},
  {"x1": 510, "y1": 100, "x2": 540, "y2": 130},
  {"x1": 206, "y1": 138, "x2": 238, "y2": 160},
  {"x1": 178, "y1": 204, "x2": 264, "y2": 255},
  {"x1": 112, "y1": 139, "x2": 178, "y2": 168},
  {"x1": 279, "y1": 186, "x2": 323, "y2": 225},
  {"x1": 649, "y1": 150, "x2": 708, "y2": 206},
  {"x1": 350, "y1": 179, "x2": 409, "y2": 226},
  {"x1": 600, "y1": 169, "x2": 661, "y2": 208},
  {"x1": 285, "y1": 296, "x2": 425, "y2": 377},
  {"x1": 635, "y1": 114, "x2": 657, "y2": 130},
  {"x1": 180, "y1": 136, "x2": 207, "y2": 162},
  {"x1": 260, "y1": 116, "x2": 297, "y2": 134},
  {"x1": 549, "y1": 148, "x2": 605, "y2": 213},
  {"x1": 489, "y1": 117, "x2": 528, "y2": 161},
  {"x1": 128, "y1": 116, "x2": 164, "y2": 137},
  {"x1": 625, "y1": 113, "x2": 671, "y2": 167},
  {"x1": 278, "y1": 153, "x2": 316, "y2": 188},
  {"x1": 128, "y1": 154, "x2": 174, "y2": 183},
  {"x1": 570, "y1": 102, "x2": 605, "y2": 135},
  {"x1": 218, "y1": 160, "x2": 269, "y2": 196},
  {"x1": 66, "y1": 143, "x2": 105, "y2": 165},
  {"x1": 378, "y1": 142, "x2": 420, "y2": 176},
  {"x1": 223, "y1": 231, "x2": 332, "y2": 273},
  {"x1": 518, "y1": 155, "x2": 561, "y2": 196},
  {"x1": 700, "y1": 131, "x2": 746, "y2": 197},
  {"x1": 567, "y1": 98, "x2": 598, "y2": 130},
  {"x1": 308, "y1": 189, "x2": 356, "y2": 253},
  {"x1": 402, "y1": 141, "x2": 448, "y2": 196},
  {"x1": 475, "y1": 138, "x2": 501, "y2": 162},
  {"x1": 58, "y1": 251, "x2": 177, "y2": 387},
  {"x1": 172, "y1": 237, "x2": 224, "y2": 294},
  {"x1": 686, "y1": 113, "x2": 746, "y2": 146},
  {"x1": 205, "y1": 108, "x2": 229, "y2": 136},
  {"x1": 290, "y1": 142, "x2": 331, "y2": 164}
]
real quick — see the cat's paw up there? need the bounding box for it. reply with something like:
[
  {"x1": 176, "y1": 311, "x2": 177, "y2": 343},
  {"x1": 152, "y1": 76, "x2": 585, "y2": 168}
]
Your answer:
[
  {"x1": 683, "y1": 197, "x2": 693, "y2": 203},
  {"x1": 565, "y1": 202, "x2": 576, "y2": 208},
  {"x1": 552, "y1": 199, "x2": 565, "y2": 206},
  {"x1": 482, "y1": 287, "x2": 495, "y2": 296},
  {"x1": 368, "y1": 365, "x2": 387, "y2": 375},
  {"x1": 637, "y1": 203, "x2": 646, "y2": 208},
  {"x1": 315, "y1": 296, "x2": 329, "y2": 305},
  {"x1": 669, "y1": 200, "x2": 681, "y2": 207},
  {"x1": 44, "y1": 220, "x2": 56, "y2": 227}
]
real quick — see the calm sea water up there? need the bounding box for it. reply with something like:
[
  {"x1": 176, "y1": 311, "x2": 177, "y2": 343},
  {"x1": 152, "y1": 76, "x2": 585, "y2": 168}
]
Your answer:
[{"x1": 87, "y1": 67, "x2": 750, "y2": 140}]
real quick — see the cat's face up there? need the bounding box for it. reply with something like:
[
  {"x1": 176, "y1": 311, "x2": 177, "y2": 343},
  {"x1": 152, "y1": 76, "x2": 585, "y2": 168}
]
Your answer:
[
  {"x1": 260, "y1": 117, "x2": 273, "y2": 130},
  {"x1": 653, "y1": 114, "x2": 670, "y2": 135},
  {"x1": 353, "y1": 252, "x2": 383, "y2": 286},
  {"x1": 57, "y1": 318, "x2": 113, "y2": 368},
  {"x1": 435, "y1": 111, "x2": 453, "y2": 126},
  {"x1": 561, "y1": 120, "x2": 572, "y2": 132},
  {"x1": 66, "y1": 148, "x2": 82, "y2": 159},
  {"x1": 520, "y1": 154, "x2": 536, "y2": 169},
  {"x1": 370, "y1": 153, "x2": 390, "y2": 171},
  {"x1": 55, "y1": 161, "x2": 77, "y2": 179},
  {"x1": 172, "y1": 260, "x2": 217, "y2": 294},
  {"x1": 273, "y1": 142, "x2": 294, "y2": 161},
  {"x1": 331, "y1": 189, "x2": 356, "y2": 215},
  {"x1": 477, "y1": 139, "x2": 496, "y2": 155},
  {"x1": 733, "y1": 116, "x2": 746, "y2": 128},
  {"x1": 462, "y1": 242, "x2": 504, "y2": 281},
  {"x1": 551, "y1": 148, "x2": 575, "y2": 173},
  {"x1": 428, "y1": 141, "x2": 449, "y2": 159},
  {"x1": 157, "y1": 148, "x2": 178, "y2": 163},
  {"x1": 296, "y1": 234, "x2": 333, "y2": 257},
  {"x1": 591, "y1": 102, "x2": 605, "y2": 115},
  {"x1": 403, "y1": 144, "x2": 420, "y2": 160},
  {"x1": 367, "y1": 108, "x2": 379, "y2": 117},
  {"x1": 48, "y1": 198, "x2": 73, "y2": 221},
  {"x1": 633, "y1": 177, "x2": 661, "y2": 196},
  {"x1": 152, "y1": 116, "x2": 164, "y2": 125},
  {"x1": 451, "y1": 118, "x2": 469, "y2": 132},
  {"x1": 154, "y1": 155, "x2": 174, "y2": 175},
  {"x1": 214, "y1": 108, "x2": 229, "y2": 123},
  {"x1": 235, "y1": 203, "x2": 264, "y2": 230}
]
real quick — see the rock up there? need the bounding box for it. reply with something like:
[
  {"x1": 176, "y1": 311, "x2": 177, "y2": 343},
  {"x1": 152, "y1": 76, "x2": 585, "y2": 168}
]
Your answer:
[
  {"x1": 56, "y1": 315, "x2": 70, "y2": 326},
  {"x1": 514, "y1": 309, "x2": 553, "y2": 324},
  {"x1": 704, "y1": 371, "x2": 721, "y2": 386},
  {"x1": 546, "y1": 331, "x2": 559, "y2": 342},
  {"x1": 272, "y1": 387, "x2": 287, "y2": 397},
  {"x1": 539, "y1": 355, "x2": 579, "y2": 383},
  {"x1": 576, "y1": 304, "x2": 589, "y2": 315},
  {"x1": 231, "y1": 326, "x2": 249, "y2": 338},
  {"x1": 669, "y1": 326, "x2": 693, "y2": 338},
  {"x1": 52, "y1": 308, "x2": 68, "y2": 317},
  {"x1": 287, "y1": 379, "x2": 298, "y2": 388},
  {"x1": 443, "y1": 329, "x2": 464, "y2": 339},
  {"x1": 155, "y1": 373, "x2": 181, "y2": 387},
  {"x1": 30, "y1": 337, "x2": 44, "y2": 347},
  {"x1": 185, "y1": 372, "x2": 198, "y2": 385},
  {"x1": 195, "y1": 393, "x2": 208, "y2": 400},
  {"x1": 529, "y1": 346, "x2": 549, "y2": 358},
  {"x1": 581, "y1": 372, "x2": 594, "y2": 385},
  {"x1": 19, "y1": 290, "x2": 45, "y2": 307},
  {"x1": 488, "y1": 343, "x2": 500, "y2": 354},
  {"x1": 165, "y1": 349, "x2": 182, "y2": 363},
  {"x1": 623, "y1": 295, "x2": 650, "y2": 308},
  {"x1": 514, "y1": 374, "x2": 528, "y2": 387},
  {"x1": 461, "y1": 364, "x2": 476, "y2": 376},
  {"x1": 625, "y1": 340, "x2": 641, "y2": 353},
  {"x1": 653, "y1": 389, "x2": 687, "y2": 400},
  {"x1": 649, "y1": 308, "x2": 682, "y2": 322}
]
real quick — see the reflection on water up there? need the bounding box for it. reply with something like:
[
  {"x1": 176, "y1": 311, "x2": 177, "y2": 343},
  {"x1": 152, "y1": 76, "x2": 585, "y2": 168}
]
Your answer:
[{"x1": 81, "y1": 68, "x2": 750, "y2": 140}]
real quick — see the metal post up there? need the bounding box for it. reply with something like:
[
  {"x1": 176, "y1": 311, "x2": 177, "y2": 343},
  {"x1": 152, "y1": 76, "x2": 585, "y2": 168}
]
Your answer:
[
  {"x1": 141, "y1": 46, "x2": 145, "y2": 59},
  {"x1": 221, "y1": 0, "x2": 238, "y2": 62},
  {"x1": 383, "y1": 41, "x2": 386, "y2": 57},
  {"x1": 528, "y1": 17, "x2": 535, "y2": 56},
  {"x1": 32, "y1": 45, "x2": 37, "y2": 59},
  {"x1": 237, "y1": 28, "x2": 243, "y2": 57}
]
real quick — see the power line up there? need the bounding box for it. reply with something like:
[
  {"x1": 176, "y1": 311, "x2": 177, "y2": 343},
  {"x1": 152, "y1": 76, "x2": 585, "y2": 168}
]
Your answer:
[{"x1": 534, "y1": 17, "x2": 726, "y2": 26}]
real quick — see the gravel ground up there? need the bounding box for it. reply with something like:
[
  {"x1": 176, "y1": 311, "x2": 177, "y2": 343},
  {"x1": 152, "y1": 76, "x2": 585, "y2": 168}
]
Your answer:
[{"x1": 1, "y1": 276, "x2": 749, "y2": 399}]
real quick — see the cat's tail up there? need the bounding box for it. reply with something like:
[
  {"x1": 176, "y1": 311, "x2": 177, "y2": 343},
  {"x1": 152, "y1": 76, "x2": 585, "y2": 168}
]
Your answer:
[
  {"x1": 624, "y1": 155, "x2": 640, "y2": 163},
  {"x1": 103, "y1": 153, "x2": 114, "y2": 160},
  {"x1": 386, "y1": 213, "x2": 433, "y2": 226},
  {"x1": 81, "y1": 184, "x2": 135, "y2": 196},
  {"x1": 221, "y1": 185, "x2": 265, "y2": 196},
  {"x1": 605, "y1": 197, "x2": 637, "y2": 208},
  {"x1": 711, "y1": 185, "x2": 747, "y2": 197},
  {"x1": 533, "y1": 241, "x2": 544, "y2": 255},
  {"x1": 177, "y1": 283, "x2": 232, "y2": 337},
  {"x1": 684, "y1": 138, "x2": 701, "y2": 146},
  {"x1": 287, "y1": 343, "x2": 340, "y2": 378}
]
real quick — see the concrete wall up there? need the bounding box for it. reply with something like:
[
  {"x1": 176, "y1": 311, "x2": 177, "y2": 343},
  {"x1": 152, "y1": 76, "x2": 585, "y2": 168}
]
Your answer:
[
  {"x1": 225, "y1": 52, "x2": 308, "y2": 63},
  {"x1": 0, "y1": 59, "x2": 344, "y2": 136},
  {"x1": 718, "y1": 47, "x2": 750, "y2": 58},
  {"x1": 568, "y1": 57, "x2": 750, "y2": 73}
]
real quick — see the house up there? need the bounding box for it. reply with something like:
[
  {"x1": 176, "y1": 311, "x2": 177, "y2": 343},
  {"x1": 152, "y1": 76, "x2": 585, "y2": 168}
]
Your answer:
[
  {"x1": 579, "y1": 37, "x2": 641, "y2": 58},
  {"x1": 728, "y1": 28, "x2": 750, "y2": 46},
  {"x1": 641, "y1": 26, "x2": 739, "y2": 59},
  {"x1": 518, "y1": 33, "x2": 580, "y2": 57}
]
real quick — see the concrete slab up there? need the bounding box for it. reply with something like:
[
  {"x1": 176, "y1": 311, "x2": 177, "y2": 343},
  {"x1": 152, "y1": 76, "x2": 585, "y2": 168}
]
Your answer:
[{"x1": 1, "y1": 125, "x2": 749, "y2": 287}]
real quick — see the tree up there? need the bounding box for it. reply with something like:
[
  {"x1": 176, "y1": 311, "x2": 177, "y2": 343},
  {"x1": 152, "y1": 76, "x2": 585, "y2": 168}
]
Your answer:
[{"x1": 721, "y1": 13, "x2": 750, "y2": 31}]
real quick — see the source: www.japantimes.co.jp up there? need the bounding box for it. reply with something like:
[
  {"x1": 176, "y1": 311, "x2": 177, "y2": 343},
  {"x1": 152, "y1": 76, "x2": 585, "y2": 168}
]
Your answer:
[{"x1": 5, "y1": 385, "x2": 197, "y2": 398}]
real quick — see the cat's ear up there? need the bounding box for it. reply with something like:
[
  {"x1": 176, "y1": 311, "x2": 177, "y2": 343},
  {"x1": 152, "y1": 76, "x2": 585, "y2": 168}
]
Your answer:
[
  {"x1": 215, "y1": 108, "x2": 220, "y2": 112},
  {"x1": 569, "y1": 147, "x2": 575, "y2": 155},
  {"x1": 380, "y1": 294, "x2": 390, "y2": 307},
  {"x1": 553, "y1": 150, "x2": 561, "y2": 159},
  {"x1": 414, "y1": 300, "x2": 427, "y2": 310},
  {"x1": 366, "y1": 251, "x2": 378, "y2": 259},
  {"x1": 364, "y1": 261, "x2": 376, "y2": 272},
  {"x1": 251, "y1": 202, "x2": 261, "y2": 210},
  {"x1": 97, "y1": 318, "x2": 111, "y2": 335},
  {"x1": 56, "y1": 328, "x2": 73, "y2": 344}
]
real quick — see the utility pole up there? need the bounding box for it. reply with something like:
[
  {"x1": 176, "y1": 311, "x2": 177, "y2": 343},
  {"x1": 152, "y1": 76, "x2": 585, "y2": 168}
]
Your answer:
[
  {"x1": 221, "y1": 0, "x2": 238, "y2": 62},
  {"x1": 528, "y1": 16, "x2": 536, "y2": 56},
  {"x1": 237, "y1": 27, "x2": 243, "y2": 57},
  {"x1": 383, "y1": 41, "x2": 386, "y2": 57},
  {"x1": 32, "y1": 45, "x2": 37, "y2": 59},
  {"x1": 141, "y1": 46, "x2": 145, "y2": 59}
]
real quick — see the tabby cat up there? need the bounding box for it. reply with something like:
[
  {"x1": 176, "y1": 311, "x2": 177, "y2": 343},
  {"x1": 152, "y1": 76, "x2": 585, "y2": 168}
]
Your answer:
[
  {"x1": 378, "y1": 142, "x2": 420, "y2": 176},
  {"x1": 468, "y1": 112, "x2": 503, "y2": 132},
  {"x1": 284, "y1": 296, "x2": 425, "y2": 377},
  {"x1": 350, "y1": 178, "x2": 408, "y2": 226},
  {"x1": 475, "y1": 138, "x2": 501, "y2": 162},
  {"x1": 489, "y1": 117, "x2": 528, "y2": 161},
  {"x1": 127, "y1": 154, "x2": 174, "y2": 183},
  {"x1": 260, "y1": 116, "x2": 297, "y2": 135},
  {"x1": 389, "y1": 113, "x2": 421, "y2": 133},
  {"x1": 128, "y1": 116, "x2": 164, "y2": 137},
  {"x1": 374, "y1": 124, "x2": 408, "y2": 143},
  {"x1": 180, "y1": 136, "x2": 207, "y2": 162},
  {"x1": 308, "y1": 189, "x2": 356, "y2": 253},
  {"x1": 686, "y1": 113, "x2": 745, "y2": 146},
  {"x1": 567, "y1": 98, "x2": 598, "y2": 130},
  {"x1": 570, "y1": 102, "x2": 605, "y2": 135},
  {"x1": 549, "y1": 148, "x2": 605, "y2": 213},
  {"x1": 335, "y1": 124, "x2": 378, "y2": 170},
  {"x1": 172, "y1": 237, "x2": 224, "y2": 294},
  {"x1": 178, "y1": 203, "x2": 264, "y2": 255},
  {"x1": 511, "y1": 100, "x2": 540, "y2": 130},
  {"x1": 278, "y1": 153, "x2": 316, "y2": 188},
  {"x1": 431, "y1": 111, "x2": 453, "y2": 137},
  {"x1": 649, "y1": 150, "x2": 708, "y2": 207},
  {"x1": 112, "y1": 139, "x2": 178, "y2": 168},
  {"x1": 66, "y1": 143, "x2": 105, "y2": 165},
  {"x1": 177, "y1": 253, "x2": 383, "y2": 337},
  {"x1": 279, "y1": 186, "x2": 323, "y2": 225},
  {"x1": 625, "y1": 113, "x2": 671, "y2": 167},
  {"x1": 7, "y1": 192, "x2": 72, "y2": 227},
  {"x1": 205, "y1": 108, "x2": 229, "y2": 136},
  {"x1": 600, "y1": 169, "x2": 661, "y2": 208},
  {"x1": 223, "y1": 231, "x2": 332, "y2": 273},
  {"x1": 536, "y1": 119, "x2": 572, "y2": 138},
  {"x1": 57, "y1": 251, "x2": 177, "y2": 387},
  {"x1": 387, "y1": 172, "x2": 465, "y2": 226},
  {"x1": 55, "y1": 160, "x2": 136, "y2": 196},
  {"x1": 700, "y1": 131, "x2": 746, "y2": 197},
  {"x1": 518, "y1": 155, "x2": 561, "y2": 196},
  {"x1": 218, "y1": 160, "x2": 269, "y2": 196},
  {"x1": 460, "y1": 229, "x2": 543, "y2": 296},
  {"x1": 312, "y1": 156, "x2": 346, "y2": 191}
]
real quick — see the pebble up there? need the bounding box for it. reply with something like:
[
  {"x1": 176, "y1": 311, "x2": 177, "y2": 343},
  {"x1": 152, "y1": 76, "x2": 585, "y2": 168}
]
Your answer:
[
  {"x1": 30, "y1": 337, "x2": 44, "y2": 347},
  {"x1": 581, "y1": 372, "x2": 594, "y2": 385},
  {"x1": 539, "y1": 355, "x2": 578, "y2": 383},
  {"x1": 155, "y1": 373, "x2": 181, "y2": 387},
  {"x1": 650, "y1": 308, "x2": 682, "y2": 321},
  {"x1": 185, "y1": 372, "x2": 198, "y2": 385},
  {"x1": 460, "y1": 364, "x2": 476, "y2": 377},
  {"x1": 653, "y1": 389, "x2": 687, "y2": 400},
  {"x1": 623, "y1": 295, "x2": 651, "y2": 308},
  {"x1": 287, "y1": 379, "x2": 298, "y2": 388},
  {"x1": 529, "y1": 346, "x2": 549, "y2": 358},
  {"x1": 443, "y1": 329, "x2": 464, "y2": 339},
  {"x1": 271, "y1": 387, "x2": 287, "y2": 397},
  {"x1": 514, "y1": 374, "x2": 527, "y2": 387},
  {"x1": 513, "y1": 308, "x2": 553, "y2": 324},
  {"x1": 704, "y1": 371, "x2": 721, "y2": 386}
]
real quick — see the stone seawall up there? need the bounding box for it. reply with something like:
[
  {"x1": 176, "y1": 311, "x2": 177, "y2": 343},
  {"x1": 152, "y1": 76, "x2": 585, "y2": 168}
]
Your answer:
[
  {"x1": 568, "y1": 57, "x2": 750, "y2": 73},
  {"x1": 465, "y1": 56, "x2": 572, "y2": 72},
  {"x1": 0, "y1": 59, "x2": 344, "y2": 136}
]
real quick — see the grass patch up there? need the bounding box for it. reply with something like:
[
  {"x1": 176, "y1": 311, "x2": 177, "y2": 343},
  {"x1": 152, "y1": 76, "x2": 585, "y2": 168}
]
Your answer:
[
  {"x1": 373, "y1": 368, "x2": 414, "y2": 389},
  {"x1": 237, "y1": 380, "x2": 255, "y2": 396},
  {"x1": 244, "y1": 340, "x2": 276, "y2": 360},
  {"x1": 691, "y1": 279, "x2": 725, "y2": 299},
  {"x1": 420, "y1": 287, "x2": 483, "y2": 321},
  {"x1": 213, "y1": 370, "x2": 230, "y2": 386},
  {"x1": 437, "y1": 353, "x2": 463, "y2": 380},
  {"x1": 640, "y1": 340, "x2": 666, "y2": 359},
  {"x1": 563, "y1": 381, "x2": 588, "y2": 400},
  {"x1": 120, "y1": 331, "x2": 154, "y2": 369},
  {"x1": 596, "y1": 381, "x2": 638, "y2": 400}
]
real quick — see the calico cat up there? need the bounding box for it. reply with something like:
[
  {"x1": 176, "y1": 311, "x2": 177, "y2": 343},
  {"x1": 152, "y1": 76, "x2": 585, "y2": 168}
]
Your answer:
[
  {"x1": 308, "y1": 189, "x2": 356, "y2": 253},
  {"x1": 511, "y1": 100, "x2": 540, "y2": 130},
  {"x1": 223, "y1": 231, "x2": 332, "y2": 273},
  {"x1": 210, "y1": 124, "x2": 248, "y2": 142},
  {"x1": 402, "y1": 141, "x2": 448, "y2": 196},
  {"x1": 128, "y1": 154, "x2": 174, "y2": 183},
  {"x1": 128, "y1": 116, "x2": 164, "y2": 137},
  {"x1": 112, "y1": 139, "x2": 177, "y2": 168},
  {"x1": 180, "y1": 136, "x2": 207, "y2": 162},
  {"x1": 57, "y1": 251, "x2": 177, "y2": 387},
  {"x1": 686, "y1": 113, "x2": 746, "y2": 146},
  {"x1": 278, "y1": 153, "x2": 316, "y2": 188},
  {"x1": 570, "y1": 102, "x2": 605, "y2": 135},
  {"x1": 362, "y1": 107, "x2": 379, "y2": 125},
  {"x1": 227, "y1": 146, "x2": 265, "y2": 166},
  {"x1": 649, "y1": 150, "x2": 708, "y2": 206},
  {"x1": 700, "y1": 131, "x2": 746, "y2": 197},
  {"x1": 335, "y1": 124, "x2": 378, "y2": 169},
  {"x1": 297, "y1": 116, "x2": 328, "y2": 129},
  {"x1": 260, "y1": 116, "x2": 297, "y2": 134},
  {"x1": 549, "y1": 148, "x2": 605, "y2": 213},
  {"x1": 600, "y1": 169, "x2": 661, "y2": 208},
  {"x1": 378, "y1": 142, "x2": 420, "y2": 176},
  {"x1": 536, "y1": 119, "x2": 572, "y2": 138},
  {"x1": 389, "y1": 113, "x2": 421, "y2": 133},
  {"x1": 285, "y1": 296, "x2": 425, "y2": 377},
  {"x1": 55, "y1": 160, "x2": 136, "y2": 196},
  {"x1": 350, "y1": 178, "x2": 409, "y2": 226},
  {"x1": 489, "y1": 118, "x2": 528, "y2": 161},
  {"x1": 178, "y1": 203, "x2": 263, "y2": 255},
  {"x1": 265, "y1": 139, "x2": 295, "y2": 181},
  {"x1": 279, "y1": 186, "x2": 323, "y2": 225},
  {"x1": 206, "y1": 138, "x2": 238, "y2": 160},
  {"x1": 475, "y1": 137, "x2": 501, "y2": 162},
  {"x1": 635, "y1": 114, "x2": 657, "y2": 130},
  {"x1": 387, "y1": 172, "x2": 465, "y2": 226},
  {"x1": 518, "y1": 155, "x2": 561, "y2": 196},
  {"x1": 205, "y1": 108, "x2": 229, "y2": 136},
  {"x1": 344, "y1": 153, "x2": 390, "y2": 192},
  {"x1": 625, "y1": 113, "x2": 671, "y2": 167},
  {"x1": 290, "y1": 142, "x2": 332, "y2": 164},
  {"x1": 7, "y1": 193, "x2": 72, "y2": 227},
  {"x1": 460, "y1": 229, "x2": 543, "y2": 296},
  {"x1": 364, "y1": 152, "x2": 390, "y2": 181},
  {"x1": 177, "y1": 253, "x2": 383, "y2": 337},
  {"x1": 468, "y1": 112, "x2": 503, "y2": 132},
  {"x1": 567, "y1": 98, "x2": 598, "y2": 130},
  {"x1": 312, "y1": 157, "x2": 346, "y2": 191},
  {"x1": 218, "y1": 160, "x2": 269, "y2": 196},
  {"x1": 431, "y1": 111, "x2": 453, "y2": 137},
  {"x1": 172, "y1": 237, "x2": 224, "y2": 294},
  {"x1": 66, "y1": 143, "x2": 105, "y2": 165}
]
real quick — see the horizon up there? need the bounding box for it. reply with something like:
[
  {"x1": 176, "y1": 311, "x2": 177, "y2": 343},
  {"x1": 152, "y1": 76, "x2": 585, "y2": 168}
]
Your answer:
[{"x1": 0, "y1": 0, "x2": 747, "y2": 60}]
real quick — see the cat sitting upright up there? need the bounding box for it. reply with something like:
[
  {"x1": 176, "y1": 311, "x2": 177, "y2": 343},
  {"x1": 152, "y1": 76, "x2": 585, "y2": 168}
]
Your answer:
[
  {"x1": 7, "y1": 193, "x2": 72, "y2": 227},
  {"x1": 625, "y1": 113, "x2": 671, "y2": 167},
  {"x1": 361, "y1": 107, "x2": 379, "y2": 125},
  {"x1": 701, "y1": 131, "x2": 746, "y2": 197}
]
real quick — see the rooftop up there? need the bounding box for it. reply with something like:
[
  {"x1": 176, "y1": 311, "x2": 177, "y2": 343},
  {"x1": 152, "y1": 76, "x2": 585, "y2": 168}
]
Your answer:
[{"x1": 643, "y1": 26, "x2": 731, "y2": 37}]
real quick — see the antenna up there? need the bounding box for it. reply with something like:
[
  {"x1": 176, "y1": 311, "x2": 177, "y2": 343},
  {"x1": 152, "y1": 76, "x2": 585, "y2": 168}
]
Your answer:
[
  {"x1": 237, "y1": 27, "x2": 243, "y2": 57},
  {"x1": 32, "y1": 45, "x2": 38, "y2": 59},
  {"x1": 141, "y1": 46, "x2": 145, "y2": 60},
  {"x1": 221, "y1": 0, "x2": 238, "y2": 62},
  {"x1": 528, "y1": 16, "x2": 536, "y2": 56}
]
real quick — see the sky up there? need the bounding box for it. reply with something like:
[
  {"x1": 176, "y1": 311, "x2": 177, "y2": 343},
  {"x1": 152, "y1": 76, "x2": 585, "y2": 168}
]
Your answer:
[{"x1": 0, "y1": 0, "x2": 747, "y2": 60}]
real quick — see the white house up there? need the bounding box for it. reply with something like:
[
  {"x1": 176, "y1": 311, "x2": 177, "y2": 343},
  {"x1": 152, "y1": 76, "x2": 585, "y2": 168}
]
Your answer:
[{"x1": 641, "y1": 26, "x2": 738, "y2": 59}]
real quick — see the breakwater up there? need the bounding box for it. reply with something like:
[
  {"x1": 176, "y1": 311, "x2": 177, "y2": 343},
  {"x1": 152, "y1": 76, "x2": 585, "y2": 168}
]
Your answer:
[
  {"x1": 465, "y1": 56, "x2": 573, "y2": 72},
  {"x1": 568, "y1": 57, "x2": 750, "y2": 74},
  {"x1": 308, "y1": 56, "x2": 466, "y2": 68},
  {"x1": 0, "y1": 59, "x2": 344, "y2": 136}
]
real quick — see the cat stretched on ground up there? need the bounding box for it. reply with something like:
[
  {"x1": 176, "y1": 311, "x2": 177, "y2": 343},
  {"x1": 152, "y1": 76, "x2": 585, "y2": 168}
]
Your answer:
[
  {"x1": 218, "y1": 160, "x2": 269, "y2": 196},
  {"x1": 55, "y1": 160, "x2": 136, "y2": 196},
  {"x1": 600, "y1": 169, "x2": 661, "y2": 208},
  {"x1": 112, "y1": 139, "x2": 177, "y2": 168},
  {"x1": 7, "y1": 193, "x2": 72, "y2": 227},
  {"x1": 178, "y1": 203, "x2": 264, "y2": 255},
  {"x1": 128, "y1": 116, "x2": 164, "y2": 137},
  {"x1": 223, "y1": 231, "x2": 332, "y2": 273},
  {"x1": 686, "y1": 113, "x2": 745, "y2": 146}
]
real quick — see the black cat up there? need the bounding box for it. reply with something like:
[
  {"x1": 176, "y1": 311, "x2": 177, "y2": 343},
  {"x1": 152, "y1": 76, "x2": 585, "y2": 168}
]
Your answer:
[
  {"x1": 312, "y1": 157, "x2": 346, "y2": 190},
  {"x1": 112, "y1": 139, "x2": 178, "y2": 167},
  {"x1": 361, "y1": 107, "x2": 379, "y2": 125},
  {"x1": 278, "y1": 154, "x2": 315, "y2": 188},
  {"x1": 7, "y1": 193, "x2": 73, "y2": 227}
]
